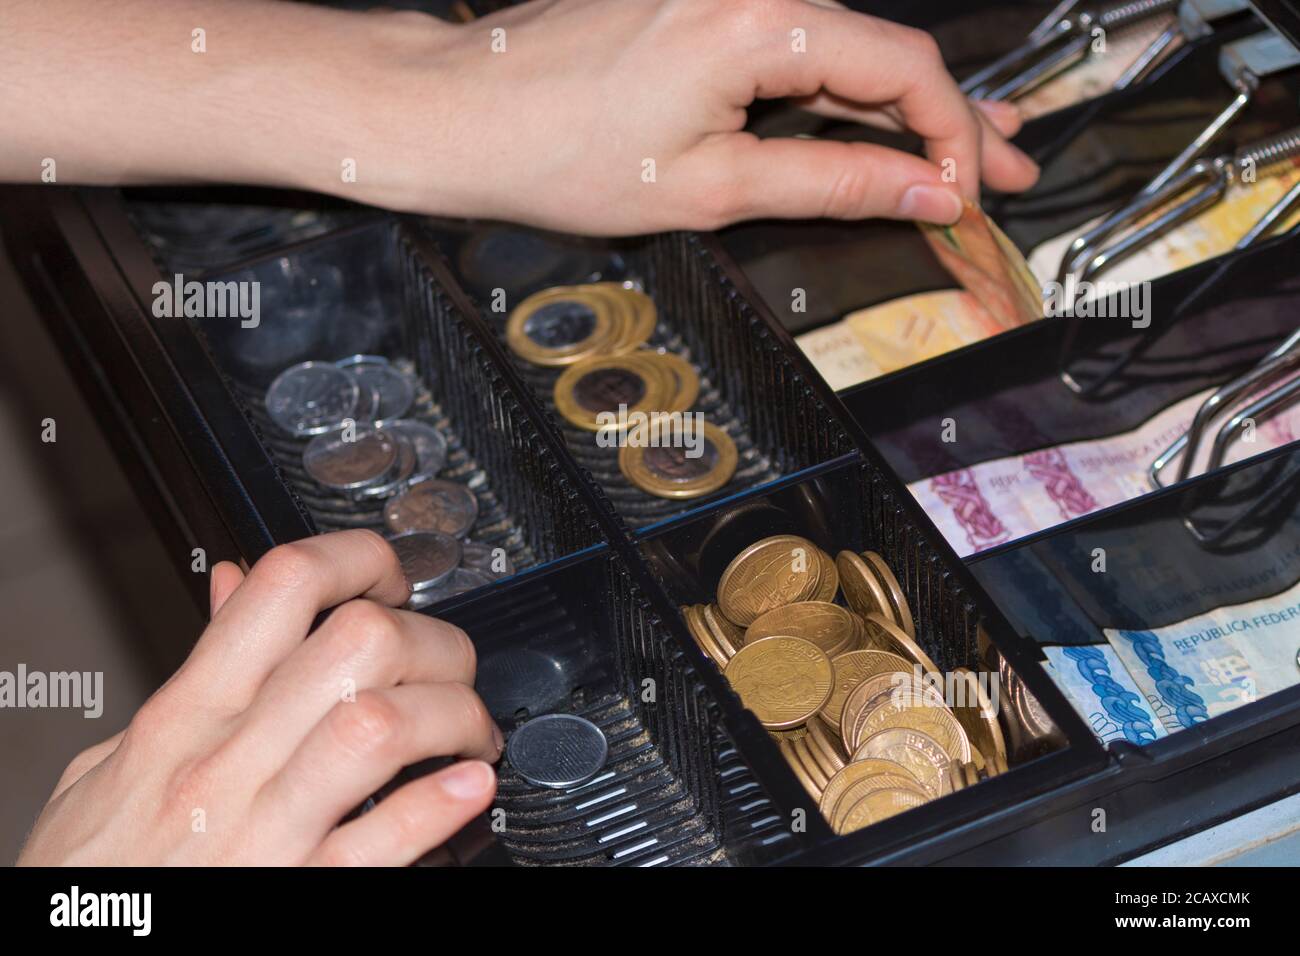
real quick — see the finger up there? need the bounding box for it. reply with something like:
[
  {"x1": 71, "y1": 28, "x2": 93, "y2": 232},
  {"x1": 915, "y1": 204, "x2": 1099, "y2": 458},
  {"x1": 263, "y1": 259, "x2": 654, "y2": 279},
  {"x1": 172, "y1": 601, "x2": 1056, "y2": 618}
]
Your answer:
[
  {"x1": 180, "y1": 530, "x2": 411, "y2": 706},
  {"x1": 209, "y1": 561, "x2": 245, "y2": 619},
  {"x1": 682, "y1": 133, "x2": 964, "y2": 225},
  {"x1": 235, "y1": 603, "x2": 480, "y2": 767},
  {"x1": 50, "y1": 731, "x2": 125, "y2": 801},
  {"x1": 974, "y1": 99, "x2": 1023, "y2": 139},
  {"x1": 255, "y1": 683, "x2": 502, "y2": 847},
  {"x1": 751, "y1": 8, "x2": 985, "y2": 198},
  {"x1": 972, "y1": 104, "x2": 1038, "y2": 192},
  {"x1": 308, "y1": 760, "x2": 496, "y2": 866}
]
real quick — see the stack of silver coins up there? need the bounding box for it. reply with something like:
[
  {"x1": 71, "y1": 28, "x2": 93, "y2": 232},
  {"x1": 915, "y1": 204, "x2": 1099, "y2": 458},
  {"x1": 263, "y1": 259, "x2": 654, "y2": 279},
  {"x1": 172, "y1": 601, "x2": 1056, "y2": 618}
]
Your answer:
[{"x1": 264, "y1": 354, "x2": 514, "y2": 608}]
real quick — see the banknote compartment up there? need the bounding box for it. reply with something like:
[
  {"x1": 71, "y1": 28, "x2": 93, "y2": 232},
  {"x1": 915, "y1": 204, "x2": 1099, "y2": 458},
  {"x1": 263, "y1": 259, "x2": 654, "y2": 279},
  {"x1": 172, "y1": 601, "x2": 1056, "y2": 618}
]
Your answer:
[
  {"x1": 107, "y1": 196, "x2": 608, "y2": 590},
  {"x1": 635, "y1": 456, "x2": 1105, "y2": 862},
  {"x1": 415, "y1": 545, "x2": 804, "y2": 865},
  {"x1": 420, "y1": 220, "x2": 857, "y2": 529}
]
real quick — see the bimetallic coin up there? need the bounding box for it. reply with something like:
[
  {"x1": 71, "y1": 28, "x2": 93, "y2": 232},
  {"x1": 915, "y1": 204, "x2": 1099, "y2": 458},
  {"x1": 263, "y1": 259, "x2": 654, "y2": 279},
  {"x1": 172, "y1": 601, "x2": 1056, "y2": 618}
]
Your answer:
[
  {"x1": 460, "y1": 541, "x2": 516, "y2": 579},
  {"x1": 822, "y1": 649, "x2": 914, "y2": 732},
  {"x1": 554, "y1": 353, "x2": 671, "y2": 432},
  {"x1": 717, "y1": 535, "x2": 823, "y2": 626},
  {"x1": 383, "y1": 478, "x2": 479, "y2": 538},
  {"x1": 816, "y1": 757, "x2": 922, "y2": 821},
  {"x1": 507, "y1": 714, "x2": 608, "y2": 789},
  {"x1": 618, "y1": 420, "x2": 737, "y2": 500},
  {"x1": 302, "y1": 427, "x2": 399, "y2": 493},
  {"x1": 723, "y1": 636, "x2": 833, "y2": 730},
  {"x1": 383, "y1": 419, "x2": 448, "y2": 481},
  {"x1": 266, "y1": 361, "x2": 359, "y2": 437},
  {"x1": 854, "y1": 727, "x2": 954, "y2": 797},
  {"x1": 861, "y1": 551, "x2": 915, "y2": 639},
  {"x1": 388, "y1": 531, "x2": 462, "y2": 592},
  {"x1": 650, "y1": 350, "x2": 701, "y2": 412},
  {"x1": 587, "y1": 282, "x2": 657, "y2": 354},
  {"x1": 837, "y1": 787, "x2": 928, "y2": 834},
  {"x1": 745, "y1": 601, "x2": 857, "y2": 658},
  {"x1": 506, "y1": 286, "x2": 617, "y2": 366},
  {"x1": 835, "y1": 550, "x2": 892, "y2": 621},
  {"x1": 346, "y1": 362, "x2": 416, "y2": 424}
]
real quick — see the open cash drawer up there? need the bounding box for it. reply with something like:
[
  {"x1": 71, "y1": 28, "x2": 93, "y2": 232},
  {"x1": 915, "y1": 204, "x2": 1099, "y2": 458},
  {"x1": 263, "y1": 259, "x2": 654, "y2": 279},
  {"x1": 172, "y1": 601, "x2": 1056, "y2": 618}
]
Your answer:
[{"x1": 3, "y1": 182, "x2": 1116, "y2": 865}]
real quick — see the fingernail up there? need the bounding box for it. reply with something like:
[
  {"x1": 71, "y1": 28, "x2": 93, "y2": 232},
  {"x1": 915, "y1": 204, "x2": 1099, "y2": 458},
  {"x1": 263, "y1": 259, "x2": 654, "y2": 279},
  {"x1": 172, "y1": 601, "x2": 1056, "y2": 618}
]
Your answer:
[
  {"x1": 439, "y1": 760, "x2": 495, "y2": 800},
  {"x1": 975, "y1": 99, "x2": 1020, "y2": 122},
  {"x1": 899, "y1": 185, "x2": 964, "y2": 225},
  {"x1": 491, "y1": 723, "x2": 505, "y2": 755}
]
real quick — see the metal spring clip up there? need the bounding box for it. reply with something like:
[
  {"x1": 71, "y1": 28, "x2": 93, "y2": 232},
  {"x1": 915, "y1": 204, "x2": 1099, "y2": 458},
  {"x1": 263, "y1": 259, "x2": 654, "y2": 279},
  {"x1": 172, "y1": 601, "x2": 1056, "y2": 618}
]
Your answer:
[{"x1": 1113, "y1": 0, "x2": 1251, "y2": 90}]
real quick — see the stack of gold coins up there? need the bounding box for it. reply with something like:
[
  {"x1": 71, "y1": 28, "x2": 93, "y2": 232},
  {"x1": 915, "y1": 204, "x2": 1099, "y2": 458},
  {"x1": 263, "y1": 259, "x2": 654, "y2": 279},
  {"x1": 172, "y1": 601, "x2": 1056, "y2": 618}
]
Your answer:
[
  {"x1": 507, "y1": 282, "x2": 739, "y2": 500},
  {"x1": 681, "y1": 535, "x2": 1010, "y2": 835}
]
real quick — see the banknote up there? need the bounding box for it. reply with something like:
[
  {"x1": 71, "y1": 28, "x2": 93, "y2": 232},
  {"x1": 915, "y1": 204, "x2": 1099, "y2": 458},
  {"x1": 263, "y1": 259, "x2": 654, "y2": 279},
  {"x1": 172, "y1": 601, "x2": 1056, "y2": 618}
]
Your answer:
[
  {"x1": 797, "y1": 205, "x2": 1045, "y2": 390},
  {"x1": 1043, "y1": 643, "x2": 1169, "y2": 746},
  {"x1": 909, "y1": 383, "x2": 1300, "y2": 556},
  {"x1": 1015, "y1": 16, "x2": 1181, "y2": 121},
  {"x1": 1028, "y1": 160, "x2": 1300, "y2": 289},
  {"x1": 1104, "y1": 577, "x2": 1300, "y2": 733}
]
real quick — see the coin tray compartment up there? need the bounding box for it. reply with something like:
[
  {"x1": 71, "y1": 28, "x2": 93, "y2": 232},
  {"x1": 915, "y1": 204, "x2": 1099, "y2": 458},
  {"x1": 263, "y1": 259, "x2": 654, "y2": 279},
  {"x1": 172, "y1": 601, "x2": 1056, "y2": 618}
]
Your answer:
[
  {"x1": 635, "y1": 456, "x2": 1107, "y2": 861},
  {"x1": 423, "y1": 546, "x2": 802, "y2": 865},
  {"x1": 114, "y1": 205, "x2": 608, "y2": 588},
  {"x1": 421, "y1": 221, "x2": 857, "y2": 529}
]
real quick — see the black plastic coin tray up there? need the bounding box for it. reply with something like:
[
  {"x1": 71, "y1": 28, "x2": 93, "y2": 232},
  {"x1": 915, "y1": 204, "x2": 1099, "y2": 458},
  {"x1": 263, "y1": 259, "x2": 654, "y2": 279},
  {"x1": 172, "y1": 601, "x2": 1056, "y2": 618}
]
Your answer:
[{"x1": 421, "y1": 220, "x2": 857, "y2": 529}]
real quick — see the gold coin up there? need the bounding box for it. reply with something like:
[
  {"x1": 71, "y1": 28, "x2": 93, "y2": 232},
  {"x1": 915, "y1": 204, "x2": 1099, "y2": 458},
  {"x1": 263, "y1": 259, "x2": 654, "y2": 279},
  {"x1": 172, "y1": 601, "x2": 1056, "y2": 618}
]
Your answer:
[
  {"x1": 769, "y1": 725, "x2": 808, "y2": 742},
  {"x1": 790, "y1": 735, "x2": 830, "y2": 789},
  {"x1": 852, "y1": 691, "x2": 972, "y2": 763},
  {"x1": 506, "y1": 286, "x2": 619, "y2": 366},
  {"x1": 860, "y1": 613, "x2": 943, "y2": 681},
  {"x1": 854, "y1": 727, "x2": 954, "y2": 797},
  {"x1": 745, "y1": 601, "x2": 857, "y2": 657},
  {"x1": 702, "y1": 604, "x2": 745, "y2": 656},
  {"x1": 812, "y1": 548, "x2": 839, "y2": 603},
  {"x1": 837, "y1": 787, "x2": 928, "y2": 834},
  {"x1": 950, "y1": 667, "x2": 1008, "y2": 773},
  {"x1": 723, "y1": 636, "x2": 833, "y2": 730},
  {"x1": 823, "y1": 649, "x2": 913, "y2": 731},
  {"x1": 586, "y1": 282, "x2": 657, "y2": 354},
  {"x1": 804, "y1": 716, "x2": 847, "y2": 777},
  {"x1": 717, "y1": 535, "x2": 822, "y2": 626},
  {"x1": 779, "y1": 738, "x2": 823, "y2": 798},
  {"x1": 554, "y1": 352, "x2": 672, "y2": 432},
  {"x1": 829, "y1": 772, "x2": 929, "y2": 832},
  {"x1": 618, "y1": 419, "x2": 737, "y2": 500},
  {"x1": 861, "y1": 551, "x2": 915, "y2": 639},
  {"x1": 817, "y1": 758, "x2": 921, "y2": 821},
  {"x1": 836, "y1": 550, "x2": 892, "y2": 621},
  {"x1": 645, "y1": 350, "x2": 700, "y2": 413},
  {"x1": 682, "y1": 604, "x2": 729, "y2": 669},
  {"x1": 845, "y1": 673, "x2": 947, "y2": 751}
]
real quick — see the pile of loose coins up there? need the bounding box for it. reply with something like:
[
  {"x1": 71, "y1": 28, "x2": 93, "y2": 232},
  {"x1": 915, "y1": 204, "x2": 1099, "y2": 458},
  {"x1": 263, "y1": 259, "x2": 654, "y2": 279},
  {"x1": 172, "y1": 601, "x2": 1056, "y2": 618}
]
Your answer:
[
  {"x1": 682, "y1": 536, "x2": 1010, "y2": 835},
  {"x1": 506, "y1": 282, "x2": 739, "y2": 501},
  {"x1": 264, "y1": 354, "x2": 514, "y2": 607}
]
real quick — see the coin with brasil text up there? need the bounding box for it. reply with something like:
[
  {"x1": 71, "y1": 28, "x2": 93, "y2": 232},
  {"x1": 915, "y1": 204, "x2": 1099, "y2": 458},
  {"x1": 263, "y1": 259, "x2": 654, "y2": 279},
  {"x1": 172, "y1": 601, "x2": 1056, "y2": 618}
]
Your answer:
[
  {"x1": 723, "y1": 636, "x2": 832, "y2": 730},
  {"x1": 717, "y1": 535, "x2": 822, "y2": 626}
]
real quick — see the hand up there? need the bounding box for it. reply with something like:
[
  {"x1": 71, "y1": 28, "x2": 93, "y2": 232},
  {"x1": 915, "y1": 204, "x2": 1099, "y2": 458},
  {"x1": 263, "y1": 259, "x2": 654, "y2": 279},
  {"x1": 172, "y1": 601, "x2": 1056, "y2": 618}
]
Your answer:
[
  {"x1": 354, "y1": 0, "x2": 1039, "y2": 232},
  {"x1": 17, "y1": 530, "x2": 501, "y2": 866}
]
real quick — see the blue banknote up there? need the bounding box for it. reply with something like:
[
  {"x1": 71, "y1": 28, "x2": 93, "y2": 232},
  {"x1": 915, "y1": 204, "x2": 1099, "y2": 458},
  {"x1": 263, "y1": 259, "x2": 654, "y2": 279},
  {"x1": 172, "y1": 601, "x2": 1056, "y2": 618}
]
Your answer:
[{"x1": 1044, "y1": 644, "x2": 1168, "y2": 746}]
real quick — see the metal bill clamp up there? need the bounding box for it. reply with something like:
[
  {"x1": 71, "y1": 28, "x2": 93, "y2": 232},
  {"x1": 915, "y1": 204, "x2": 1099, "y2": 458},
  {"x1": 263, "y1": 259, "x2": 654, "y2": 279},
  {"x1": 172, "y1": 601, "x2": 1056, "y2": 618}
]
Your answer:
[
  {"x1": 1113, "y1": 0, "x2": 1252, "y2": 90},
  {"x1": 961, "y1": 0, "x2": 1181, "y2": 103}
]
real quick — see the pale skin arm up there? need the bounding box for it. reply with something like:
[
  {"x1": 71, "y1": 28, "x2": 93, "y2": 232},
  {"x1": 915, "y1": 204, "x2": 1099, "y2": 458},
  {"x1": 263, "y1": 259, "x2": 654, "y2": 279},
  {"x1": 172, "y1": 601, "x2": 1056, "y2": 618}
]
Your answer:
[{"x1": 2, "y1": 0, "x2": 1038, "y2": 234}]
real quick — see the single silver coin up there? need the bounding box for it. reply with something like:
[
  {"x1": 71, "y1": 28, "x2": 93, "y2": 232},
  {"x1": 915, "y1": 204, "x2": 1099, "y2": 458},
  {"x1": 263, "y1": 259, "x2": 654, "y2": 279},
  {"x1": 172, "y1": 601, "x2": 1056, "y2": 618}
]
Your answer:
[
  {"x1": 265, "y1": 361, "x2": 359, "y2": 437},
  {"x1": 405, "y1": 567, "x2": 494, "y2": 609},
  {"x1": 461, "y1": 542, "x2": 515, "y2": 579},
  {"x1": 352, "y1": 429, "x2": 417, "y2": 501},
  {"x1": 349, "y1": 363, "x2": 416, "y2": 424},
  {"x1": 507, "y1": 714, "x2": 608, "y2": 789},
  {"x1": 388, "y1": 530, "x2": 462, "y2": 592},
  {"x1": 346, "y1": 377, "x2": 382, "y2": 425},
  {"x1": 384, "y1": 419, "x2": 448, "y2": 480},
  {"x1": 302, "y1": 427, "x2": 399, "y2": 492},
  {"x1": 335, "y1": 354, "x2": 391, "y2": 370},
  {"x1": 383, "y1": 478, "x2": 478, "y2": 538}
]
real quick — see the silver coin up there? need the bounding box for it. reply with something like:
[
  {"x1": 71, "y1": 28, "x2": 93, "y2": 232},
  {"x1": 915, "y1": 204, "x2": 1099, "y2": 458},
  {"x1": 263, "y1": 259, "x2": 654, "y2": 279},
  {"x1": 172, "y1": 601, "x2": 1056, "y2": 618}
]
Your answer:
[
  {"x1": 461, "y1": 541, "x2": 515, "y2": 579},
  {"x1": 405, "y1": 567, "x2": 494, "y2": 609},
  {"x1": 507, "y1": 714, "x2": 608, "y2": 789},
  {"x1": 388, "y1": 531, "x2": 462, "y2": 592},
  {"x1": 383, "y1": 478, "x2": 479, "y2": 538},
  {"x1": 335, "y1": 354, "x2": 391, "y2": 370},
  {"x1": 384, "y1": 419, "x2": 448, "y2": 480},
  {"x1": 346, "y1": 377, "x2": 382, "y2": 425},
  {"x1": 349, "y1": 363, "x2": 416, "y2": 424},
  {"x1": 265, "y1": 361, "x2": 359, "y2": 437},
  {"x1": 353, "y1": 429, "x2": 417, "y2": 501},
  {"x1": 302, "y1": 427, "x2": 398, "y2": 492}
]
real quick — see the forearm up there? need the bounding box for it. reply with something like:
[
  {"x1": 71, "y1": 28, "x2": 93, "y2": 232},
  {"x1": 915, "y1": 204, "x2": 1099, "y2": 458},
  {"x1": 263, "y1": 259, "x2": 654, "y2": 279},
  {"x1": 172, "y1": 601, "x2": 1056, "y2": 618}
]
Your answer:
[{"x1": 0, "y1": 0, "x2": 456, "y2": 201}]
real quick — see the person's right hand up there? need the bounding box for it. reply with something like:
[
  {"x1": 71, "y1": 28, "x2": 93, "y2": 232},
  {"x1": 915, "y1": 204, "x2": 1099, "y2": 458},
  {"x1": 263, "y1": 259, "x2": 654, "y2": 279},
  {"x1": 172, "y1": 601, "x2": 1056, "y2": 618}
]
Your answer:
[{"x1": 18, "y1": 529, "x2": 501, "y2": 866}]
